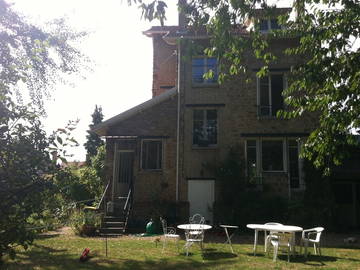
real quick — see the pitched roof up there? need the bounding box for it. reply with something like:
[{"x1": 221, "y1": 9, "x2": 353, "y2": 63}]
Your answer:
[{"x1": 92, "y1": 87, "x2": 177, "y2": 136}]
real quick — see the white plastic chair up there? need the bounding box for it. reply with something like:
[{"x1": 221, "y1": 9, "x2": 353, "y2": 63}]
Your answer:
[
  {"x1": 264, "y1": 222, "x2": 283, "y2": 252},
  {"x1": 184, "y1": 225, "x2": 205, "y2": 256},
  {"x1": 300, "y1": 227, "x2": 324, "y2": 258},
  {"x1": 267, "y1": 232, "x2": 293, "y2": 262},
  {"x1": 160, "y1": 217, "x2": 180, "y2": 252}
]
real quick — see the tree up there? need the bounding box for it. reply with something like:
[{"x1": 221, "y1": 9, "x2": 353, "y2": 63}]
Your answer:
[
  {"x1": 130, "y1": 0, "x2": 360, "y2": 173},
  {"x1": 84, "y1": 105, "x2": 104, "y2": 163},
  {"x1": 0, "y1": 0, "x2": 87, "y2": 260}
]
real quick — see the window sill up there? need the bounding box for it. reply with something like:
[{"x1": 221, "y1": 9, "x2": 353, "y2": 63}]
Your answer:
[
  {"x1": 139, "y1": 169, "x2": 163, "y2": 173},
  {"x1": 192, "y1": 83, "x2": 219, "y2": 88},
  {"x1": 192, "y1": 145, "x2": 218, "y2": 150}
]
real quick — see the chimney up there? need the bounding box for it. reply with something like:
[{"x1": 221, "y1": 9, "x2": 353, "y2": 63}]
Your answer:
[{"x1": 178, "y1": 0, "x2": 186, "y2": 28}]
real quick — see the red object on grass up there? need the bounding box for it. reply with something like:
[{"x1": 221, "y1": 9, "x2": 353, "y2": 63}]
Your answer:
[{"x1": 80, "y1": 248, "x2": 90, "y2": 262}]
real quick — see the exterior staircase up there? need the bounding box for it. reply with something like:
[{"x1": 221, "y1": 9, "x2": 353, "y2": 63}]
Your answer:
[{"x1": 97, "y1": 187, "x2": 133, "y2": 237}]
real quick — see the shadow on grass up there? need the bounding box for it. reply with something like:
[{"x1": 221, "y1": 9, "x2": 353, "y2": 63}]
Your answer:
[
  {"x1": 4, "y1": 244, "x2": 238, "y2": 270},
  {"x1": 203, "y1": 251, "x2": 238, "y2": 260},
  {"x1": 35, "y1": 233, "x2": 61, "y2": 239}
]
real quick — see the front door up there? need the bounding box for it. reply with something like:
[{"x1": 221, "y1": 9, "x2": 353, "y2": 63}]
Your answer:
[
  {"x1": 114, "y1": 151, "x2": 134, "y2": 198},
  {"x1": 188, "y1": 180, "x2": 215, "y2": 224}
]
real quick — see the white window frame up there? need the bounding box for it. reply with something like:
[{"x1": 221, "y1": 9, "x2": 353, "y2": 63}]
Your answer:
[
  {"x1": 192, "y1": 56, "x2": 218, "y2": 85},
  {"x1": 245, "y1": 138, "x2": 305, "y2": 189},
  {"x1": 192, "y1": 109, "x2": 218, "y2": 147},
  {"x1": 257, "y1": 73, "x2": 287, "y2": 117},
  {"x1": 140, "y1": 139, "x2": 164, "y2": 171}
]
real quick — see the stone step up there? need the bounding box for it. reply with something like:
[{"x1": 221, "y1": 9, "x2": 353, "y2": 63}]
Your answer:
[
  {"x1": 103, "y1": 221, "x2": 125, "y2": 228},
  {"x1": 99, "y1": 227, "x2": 125, "y2": 234},
  {"x1": 103, "y1": 216, "x2": 124, "y2": 222}
]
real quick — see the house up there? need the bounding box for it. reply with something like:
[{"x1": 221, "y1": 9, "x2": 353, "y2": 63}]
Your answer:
[{"x1": 93, "y1": 6, "x2": 359, "y2": 230}]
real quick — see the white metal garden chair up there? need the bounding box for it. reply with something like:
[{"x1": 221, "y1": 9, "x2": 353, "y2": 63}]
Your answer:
[
  {"x1": 300, "y1": 227, "x2": 324, "y2": 258},
  {"x1": 160, "y1": 217, "x2": 180, "y2": 253},
  {"x1": 184, "y1": 225, "x2": 205, "y2": 256},
  {"x1": 189, "y1": 213, "x2": 205, "y2": 224}
]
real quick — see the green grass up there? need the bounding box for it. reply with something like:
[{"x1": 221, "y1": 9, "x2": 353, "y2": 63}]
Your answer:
[{"x1": 2, "y1": 232, "x2": 360, "y2": 270}]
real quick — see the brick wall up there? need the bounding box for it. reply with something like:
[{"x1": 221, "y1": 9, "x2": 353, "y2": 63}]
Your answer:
[{"x1": 151, "y1": 35, "x2": 177, "y2": 97}]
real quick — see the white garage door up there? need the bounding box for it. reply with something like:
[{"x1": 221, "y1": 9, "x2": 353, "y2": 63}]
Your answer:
[{"x1": 188, "y1": 180, "x2": 215, "y2": 224}]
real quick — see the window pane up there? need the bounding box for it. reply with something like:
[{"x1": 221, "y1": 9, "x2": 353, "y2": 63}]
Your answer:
[
  {"x1": 192, "y1": 58, "x2": 205, "y2": 83},
  {"x1": 289, "y1": 140, "x2": 299, "y2": 188},
  {"x1": 259, "y1": 76, "x2": 270, "y2": 116},
  {"x1": 270, "y1": 19, "x2": 281, "y2": 29},
  {"x1": 259, "y1": 19, "x2": 268, "y2": 31},
  {"x1": 192, "y1": 57, "x2": 218, "y2": 84},
  {"x1": 247, "y1": 140, "x2": 257, "y2": 176},
  {"x1": 193, "y1": 109, "x2": 217, "y2": 146},
  {"x1": 206, "y1": 58, "x2": 218, "y2": 83},
  {"x1": 142, "y1": 141, "x2": 162, "y2": 170},
  {"x1": 262, "y1": 140, "x2": 283, "y2": 171},
  {"x1": 271, "y1": 74, "x2": 284, "y2": 116}
]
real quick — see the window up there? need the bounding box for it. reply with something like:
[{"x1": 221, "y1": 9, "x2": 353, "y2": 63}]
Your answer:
[
  {"x1": 193, "y1": 109, "x2": 217, "y2": 146},
  {"x1": 141, "y1": 140, "x2": 162, "y2": 170},
  {"x1": 262, "y1": 140, "x2": 284, "y2": 171},
  {"x1": 246, "y1": 140, "x2": 259, "y2": 184},
  {"x1": 288, "y1": 140, "x2": 300, "y2": 188},
  {"x1": 258, "y1": 74, "x2": 285, "y2": 117},
  {"x1": 192, "y1": 57, "x2": 218, "y2": 84},
  {"x1": 259, "y1": 18, "x2": 281, "y2": 32}
]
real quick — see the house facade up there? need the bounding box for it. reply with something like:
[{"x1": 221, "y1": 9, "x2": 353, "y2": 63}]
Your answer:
[{"x1": 93, "y1": 9, "x2": 322, "y2": 226}]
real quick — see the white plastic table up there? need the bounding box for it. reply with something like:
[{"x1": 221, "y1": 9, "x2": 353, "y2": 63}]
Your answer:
[
  {"x1": 220, "y1": 224, "x2": 239, "y2": 253},
  {"x1": 246, "y1": 224, "x2": 303, "y2": 255}
]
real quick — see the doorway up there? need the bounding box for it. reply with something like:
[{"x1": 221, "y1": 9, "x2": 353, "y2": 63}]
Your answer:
[{"x1": 188, "y1": 180, "x2": 215, "y2": 224}]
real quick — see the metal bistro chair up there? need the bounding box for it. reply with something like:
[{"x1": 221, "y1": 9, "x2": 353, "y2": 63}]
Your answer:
[
  {"x1": 189, "y1": 213, "x2": 205, "y2": 224},
  {"x1": 264, "y1": 222, "x2": 283, "y2": 252},
  {"x1": 300, "y1": 227, "x2": 324, "y2": 258},
  {"x1": 267, "y1": 232, "x2": 293, "y2": 262},
  {"x1": 160, "y1": 217, "x2": 180, "y2": 253},
  {"x1": 184, "y1": 224, "x2": 205, "y2": 256}
]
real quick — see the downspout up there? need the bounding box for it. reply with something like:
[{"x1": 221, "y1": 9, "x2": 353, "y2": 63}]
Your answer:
[{"x1": 176, "y1": 40, "x2": 182, "y2": 202}]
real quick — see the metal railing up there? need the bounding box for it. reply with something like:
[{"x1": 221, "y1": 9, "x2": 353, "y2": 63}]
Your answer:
[
  {"x1": 97, "y1": 181, "x2": 110, "y2": 212},
  {"x1": 123, "y1": 188, "x2": 132, "y2": 232}
]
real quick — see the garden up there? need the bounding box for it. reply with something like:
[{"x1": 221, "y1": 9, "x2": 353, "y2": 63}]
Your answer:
[{"x1": 2, "y1": 226, "x2": 360, "y2": 270}]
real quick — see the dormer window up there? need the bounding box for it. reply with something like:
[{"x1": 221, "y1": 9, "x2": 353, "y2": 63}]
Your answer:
[{"x1": 259, "y1": 18, "x2": 281, "y2": 32}]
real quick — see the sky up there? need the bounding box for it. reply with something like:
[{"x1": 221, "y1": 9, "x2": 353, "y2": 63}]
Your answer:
[{"x1": 10, "y1": 0, "x2": 178, "y2": 161}]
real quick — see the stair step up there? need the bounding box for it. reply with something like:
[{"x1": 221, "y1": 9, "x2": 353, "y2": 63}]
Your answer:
[
  {"x1": 100, "y1": 227, "x2": 125, "y2": 234},
  {"x1": 103, "y1": 221, "x2": 125, "y2": 227},
  {"x1": 103, "y1": 216, "x2": 124, "y2": 222},
  {"x1": 99, "y1": 233, "x2": 123, "y2": 237}
]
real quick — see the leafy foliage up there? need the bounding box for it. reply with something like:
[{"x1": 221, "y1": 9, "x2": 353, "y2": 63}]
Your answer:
[
  {"x1": 0, "y1": 0, "x2": 88, "y2": 261},
  {"x1": 84, "y1": 105, "x2": 104, "y2": 164},
  {"x1": 132, "y1": 0, "x2": 360, "y2": 173}
]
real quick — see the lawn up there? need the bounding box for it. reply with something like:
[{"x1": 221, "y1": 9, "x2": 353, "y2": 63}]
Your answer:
[{"x1": 2, "y1": 228, "x2": 360, "y2": 270}]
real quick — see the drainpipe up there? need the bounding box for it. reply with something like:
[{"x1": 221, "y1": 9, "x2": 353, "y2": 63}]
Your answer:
[{"x1": 176, "y1": 41, "x2": 181, "y2": 202}]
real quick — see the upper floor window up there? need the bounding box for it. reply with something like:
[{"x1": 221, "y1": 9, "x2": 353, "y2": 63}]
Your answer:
[
  {"x1": 258, "y1": 74, "x2": 285, "y2": 117},
  {"x1": 141, "y1": 140, "x2": 163, "y2": 170},
  {"x1": 259, "y1": 18, "x2": 281, "y2": 32},
  {"x1": 193, "y1": 109, "x2": 217, "y2": 147},
  {"x1": 192, "y1": 57, "x2": 218, "y2": 84}
]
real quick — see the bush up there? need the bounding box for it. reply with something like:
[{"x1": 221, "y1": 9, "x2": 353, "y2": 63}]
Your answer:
[{"x1": 69, "y1": 208, "x2": 101, "y2": 236}]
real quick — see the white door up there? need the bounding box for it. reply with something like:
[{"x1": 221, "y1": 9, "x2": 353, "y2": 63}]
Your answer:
[{"x1": 188, "y1": 180, "x2": 215, "y2": 224}]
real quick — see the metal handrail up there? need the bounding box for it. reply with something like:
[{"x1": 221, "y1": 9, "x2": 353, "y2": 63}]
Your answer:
[
  {"x1": 97, "y1": 181, "x2": 110, "y2": 210},
  {"x1": 123, "y1": 188, "x2": 132, "y2": 212}
]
